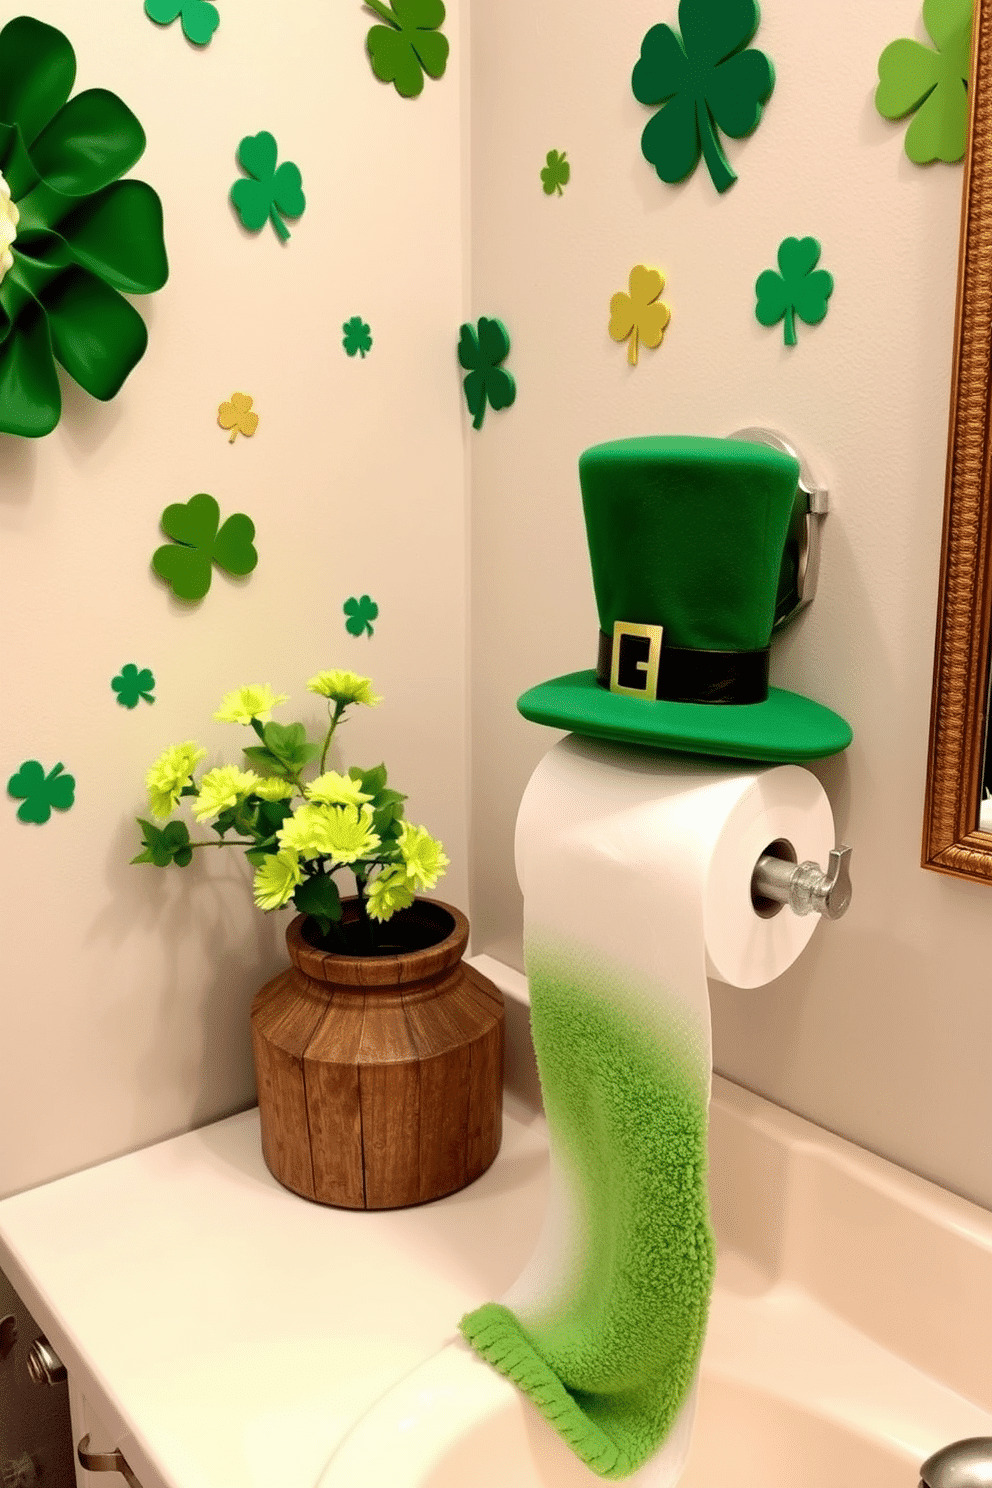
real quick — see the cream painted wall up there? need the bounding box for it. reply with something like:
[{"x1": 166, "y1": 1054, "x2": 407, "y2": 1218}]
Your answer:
[
  {"x1": 467, "y1": 0, "x2": 992, "y2": 1206},
  {"x1": 0, "y1": 1, "x2": 469, "y2": 1196}
]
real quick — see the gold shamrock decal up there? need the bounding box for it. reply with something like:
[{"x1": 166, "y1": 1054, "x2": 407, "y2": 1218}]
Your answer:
[
  {"x1": 608, "y1": 265, "x2": 671, "y2": 366},
  {"x1": 218, "y1": 392, "x2": 259, "y2": 442}
]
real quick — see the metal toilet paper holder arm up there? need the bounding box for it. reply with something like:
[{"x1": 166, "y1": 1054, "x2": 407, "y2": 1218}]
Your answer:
[{"x1": 751, "y1": 845, "x2": 853, "y2": 920}]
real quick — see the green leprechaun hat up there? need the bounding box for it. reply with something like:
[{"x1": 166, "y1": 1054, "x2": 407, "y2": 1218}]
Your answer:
[{"x1": 516, "y1": 435, "x2": 852, "y2": 763}]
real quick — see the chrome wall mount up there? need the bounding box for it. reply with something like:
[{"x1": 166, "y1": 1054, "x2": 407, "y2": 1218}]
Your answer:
[
  {"x1": 752, "y1": 845, "x2": 853, "y2": 920},
  {"x1": 730, "y1": 426, "x2": 829, "y2": 631}
]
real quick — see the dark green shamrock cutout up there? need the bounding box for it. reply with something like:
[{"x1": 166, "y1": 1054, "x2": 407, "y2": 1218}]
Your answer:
[
  {"x1": 540, "y1": 149, "x2": 570, "y2": 196},
  {"x1": 0, "y1": 16, "x2": 169, "y2": 438},
  {"x1": 875, "y1": 0, "x2": 972, "y2": 164},
  {"x1": 457, "y1": 317, "x2": 516, "y2": 431},
  {"x1": 230, "y1": 132, "x2": 305, "y2": 242},
  {"x1": 112, "y1": 663, "x2": 155, "y2": 708},
  {"x1": 7, "y1": 760, "x2": 75, "y2": 823},
  {"x1": 755, "y1": 237, "x2": 833, "y2": 346},
  {"x1": 365, "y1": 0, "x2": 449, "y2": 99},
  {"x1": 343, "y1": 316, "x2": 373, "y2": 357},
  {"x1": 132, "y1": 819, "x2": 193, "y2": 867},
  {"x1": 632, "y1": 0, "x2": 774, "y2": 194},
  {"x1": 152, "y1": 493, "x2": 257, "y2": 602},
  {"x1": 144, "y1": 0, "x2": 220, "y2": 47},
  {"x1": 344, "y1": 594, "x2": 379, "y2": 636}
]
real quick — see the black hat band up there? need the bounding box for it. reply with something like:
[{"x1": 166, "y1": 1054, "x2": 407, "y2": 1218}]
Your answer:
[{"x1": 596, "y1": 623, "x2": 770, "y2": 706}]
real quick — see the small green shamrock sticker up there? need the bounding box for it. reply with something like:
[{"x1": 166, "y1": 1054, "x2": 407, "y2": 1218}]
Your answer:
[
  {"x1": 457, "y1": 318, "x2": 516, "y2": 431},
  {"x1": 344, "y1": 594, "x2": 379, "y2": 636},
  {"x1": 365, "y1": 0, "x2": 449, "y2": 98},
  {"x1": 7, "y1": 761, "x2": 76, "y2": 824},
  {"x1": 875, "y1": 0, "x2": 972, "y2": 164},
  {"x1": 144, "y1": 0, "x2": 220, "y2": 46},
  {"x1": 132, "y1": 819, "x2": 193, "y2": 867},
  {"x1": 152, "y1": 493, "x2": 258, "y2": 602},
  {"x1": 231, "y1": 132, "x2": 306, "y2": 242},
  {"x1": 755, "y1": 237, "x2": 834, "y2": 346},
  {"x1": 540, "y1": 149, "x2": 570, "y2": 196},
  {"x1": 343, "y1": 317, "x2": 373, "y2": 357},
  {"x1": 632, "y1": 0, "x2": 775, "y2": 194},
  {"x1": 112, "y1": 665, "x2": 156, "y2": 709}
]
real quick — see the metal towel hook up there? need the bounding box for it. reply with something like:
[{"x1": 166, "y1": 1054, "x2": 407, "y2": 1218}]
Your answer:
[{"x1": 751, "y1": 845, "x2": 853, "y2": 920}]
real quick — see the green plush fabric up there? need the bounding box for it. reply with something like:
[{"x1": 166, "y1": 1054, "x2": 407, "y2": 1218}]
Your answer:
[
  {"x1": 580, "y1": 436, "x2": 800, "y2": 652},
  {"x1": 460, "y1": 943, "x2": 714, "y2": 1480},
  {"x1": 517, "y1": 670, "x2": 853, "y2": 762}
]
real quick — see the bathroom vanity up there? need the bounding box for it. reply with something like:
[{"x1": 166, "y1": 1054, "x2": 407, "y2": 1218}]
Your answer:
[{"x1": 0, "y1": 959, "x2": 989, "y2": 1488}]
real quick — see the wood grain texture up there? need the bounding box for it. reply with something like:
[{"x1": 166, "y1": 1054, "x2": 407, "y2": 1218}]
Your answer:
[
  {"x1": 250, "y1": 902, "x2": 504, "y2": 1208},
  {"x1": 924, "y1": 0, "x2": 992, "y2": 881}
]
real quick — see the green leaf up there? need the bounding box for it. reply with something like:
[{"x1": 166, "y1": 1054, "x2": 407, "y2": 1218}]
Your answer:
[
  {"x1": 352, "y1": 763, "x2": 388, "y2": 797},
  {"x1": 0, "y1": 17, "x2": 76, "y2": 147},
  {"x1": 58, "y1": 180, "x2": 169, "y2": 295},
  {"x1": 242, "y1": 746, "x2": 290, "y2": 776},
  {"x1": 245, "y1": 849, "x2": 269, "y2": 868},
  {"x1": 0, "y1": 303, "x2": 61, "y2": 437},
  {"x1": 293, "y1": 873, "x2": 343, "y2": 928},
  {"x1": 29, "y1": 89, "x2": 145, "y2": 196}
]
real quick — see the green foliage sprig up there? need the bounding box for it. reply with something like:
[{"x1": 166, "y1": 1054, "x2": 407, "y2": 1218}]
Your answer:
[{"x1": 132, "y1": 670, "x2": 448, "y2": 951}]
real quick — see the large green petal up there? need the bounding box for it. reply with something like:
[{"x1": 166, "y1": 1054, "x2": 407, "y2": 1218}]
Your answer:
[
  {"x1": 705, "y1": 48, "x2": 774, "y2": 137},
  {"x1": 367, "y1": 27, "x2": 425, "y2": 97},
  {"x1": 679, "y1": 0, "x2": 758, "y2": 68},
  {"x1": 58, "y1": 181, "x2": 168, "y2": 293},
  {"x1": 904, "y1": 76, "x2": 969, "y2": 160},
  {"x1": 43, "y1": 266, "x2": 147, "y2": 399},
  {"x1": 922, "y1": 0, "x2": 973, "y2": 55},
  {"x1": 0, "y1": 300, "x2": 61, "y2": 436},
  {"x1": 0, "y1": 122, "x2": 40, "y2": 199},
  {"x1": 393, "y1": 0, "x2": 446, "y2": 26},
  {"x1": 0, "y1": 18, "x2": 75, "y2": 145},
  {"x1": 632, "y1": 25, "x2": 688, "y2": 106},
  {"x1": 411, "y1": 29, "x2": 449, "y2": 80},
  {"x1": 29, "y1": 89, "x2": 145, "y2": 196},
  {"x1": 639, "y1": 91, "x2": 701, "y2": 183},
  {"x1": 876, "y1": 38, "x2": 941, "y2": 118}
]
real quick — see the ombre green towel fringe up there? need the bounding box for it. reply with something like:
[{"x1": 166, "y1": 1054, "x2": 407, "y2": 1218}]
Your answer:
[{"x1": 459, "y1": 943, "x2": 715, "y2": 1480}]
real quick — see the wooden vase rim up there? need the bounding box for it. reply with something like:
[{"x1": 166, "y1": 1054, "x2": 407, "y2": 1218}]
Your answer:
[{"x1": 286, "y1": 897, "x2": 470, "y2": 989}]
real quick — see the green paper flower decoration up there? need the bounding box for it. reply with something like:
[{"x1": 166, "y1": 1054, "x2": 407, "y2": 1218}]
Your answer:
[
  {"x1": 144, "y1": 0, "x2": 220, "y2": 48},
  {"x1": 0, "y1": 16, "x2": 168, "y2": 438},
  {"x1": 7, "y1": 759, "x2": 75, "y2": 823},
  {"x1": 457, "y1": 317, "x2": 516, "y2": 431},
  {"x1": 344, "y1": 593, "x2": 379, "y2": 636},
  {"x1": 365, "y1": 0, "x2": 449, "y2": 99},
  {"x1": 540, "y1": 149, "x2": 570, "y2": 196},
  {"x1": 113, "y1": 663, "x2": 156, "y2": 708},
  {"x1": 875, "y1": 0, "x2": 972, "y2": 164},
  {"x1": 152, "y1": 493, "x2": 258, "y2": 602},
  {"x1": 343, "y1": 316, "x2": 373, "y2": 357},
  {"x1": 632, "y1": 0, "x2": 774, "y2": 194},
  {"x1": 231, "y1": 132, "x2": 305, "y2": 242},
  {"x1": 755, "y1": 236, "x2": 833, "y2": 346}
]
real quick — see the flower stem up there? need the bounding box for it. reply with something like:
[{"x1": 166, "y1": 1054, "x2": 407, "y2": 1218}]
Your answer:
[
  {"x1": 187, "y1": 838, "x2": 258, "y2": 848},
  {"x1": 319, "y1": 702, "x2": 346, "y2": 774}
]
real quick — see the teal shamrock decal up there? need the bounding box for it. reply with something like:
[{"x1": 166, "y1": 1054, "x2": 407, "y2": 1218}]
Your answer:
[
  {"x1": 144, "y1": 0, "x2": 220, "y2": 47},
  {"x1": 875, "y1": 0, "x2": 972, "y2": 164},
  {"x1": 112, "y1": 664, "x2": 156, "y2": 708},
  {"x1": 365, "y1": 0, "x2": 449, "y2": 98},
  {"x1": 0, "y1": 16, "x2": 168, "y2": 438},
  {"x1": 540, "y1": 149, "x2": 570, "y2": 196},
  {"x1": 343, "y1": 316, "x2": 373, "y2": 357},
  {"x1": 7, "y1": 760, "x2": 75, "y2": 823},
  {"x1": 152, "y1": 493, "x2": 257, "y2": 602},
  {"x1": 755, "y1": 237, "x2": 833, "y2": 346},
  {"x1": 344, "y1": 594, "x2": 379, "y2": 636},
  {"x1": 231, "y1": 132, "x2": 305, "y2": 242},
  {"x1": 632, "y1": 0, "x2": 775, "y2": 194},
  {"x1": 457, "y1": 317, "x2": 516, "y2": 431}
]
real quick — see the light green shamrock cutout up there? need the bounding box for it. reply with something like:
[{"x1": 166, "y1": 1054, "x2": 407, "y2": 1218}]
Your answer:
[
  {"x1": 7, "y1": 760, "x2": 75, "y2": 823},
  {"x1": 365, "y1": 0, "x2": 449, "y2": 98},
  {"x1": 344, "y1": 594, "x2": 379, "y2": 636},
  {"x1": 231, "y1": 132, "x2": 306, "y2": 242},
  {"x1": 755, "y1": 237, "x2": 833, "y2": 346},
  {"x1": 876, "y1": 0, "x2": 972, "y2": 163},
  {"x1": 541, "y1": 150, "x2": 571, "y2": 196},
  {"x1": 152, "y1": 493, "x2": 257, "y2": 602},
  {"x1": 144, "y1": 0, "x2": 220, "y2": 47}
]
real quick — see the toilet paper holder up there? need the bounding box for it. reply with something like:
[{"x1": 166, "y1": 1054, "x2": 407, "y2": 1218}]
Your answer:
[{"x1": 751, "y1": 845, "x2": 853, "y2": 920}]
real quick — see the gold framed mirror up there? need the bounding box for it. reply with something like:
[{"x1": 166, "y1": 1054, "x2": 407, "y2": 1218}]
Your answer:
[{"x1": 923, "y1": 0, "x2": 992, "y2": 881}]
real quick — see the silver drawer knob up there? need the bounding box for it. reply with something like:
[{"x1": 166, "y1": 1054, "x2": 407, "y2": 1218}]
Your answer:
[
  {"x1": 25, "y1": 1337, "x2": 65, "y2": 1387},
  {"x1": 921, "y1": 1439, "x2": 992, "y2": 1488}
]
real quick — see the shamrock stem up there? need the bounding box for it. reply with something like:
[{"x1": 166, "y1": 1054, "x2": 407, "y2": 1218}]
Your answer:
[
  {"x1": 696, "y1": 102, "x2": 736, "y2": 194},
  {"x1": 229, "y1": 428, "x2": 238, "y2": 443},
  {"x1": 269, "y1": 206, "x2": 291, "y2": 243},
  {"x1": 364, "y1": 0, "x2": 399, "y2": 25},
  {"x1": 628, "y1": 329, "x2": 639, "y2": 366},
  {"x1": 784, "y1": 307, "x2": 797, "y2": 347}
]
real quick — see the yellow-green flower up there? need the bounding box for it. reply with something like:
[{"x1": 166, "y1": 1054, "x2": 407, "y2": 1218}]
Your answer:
[
  {"x1": 251, "y1": 777, "x2": 298, "y2": 802},
  {"x1": 278, "y1": 804, "x2": 337, "y2": 859},
  {"x1": 306, "y1": 770, "x2": 373, "y2": 807},
  {"x1": 366, "y1": 865, "x2": 415, "y2": 922},
  {"x1": 306, "y1": 670, "x2": 382, "y2": 707},
  {"x1": 213, "y1": 684, "x2": 290, "y2": 724},
  {"x1": 321, "y1": 804, "x2": 381, "y2": 864},
  {"x1": 145, "y1": 741, "x2": 207, "y2": 820},
  {"x1": 253, "y1": 850, "x2": 303, "y2": 911},
  {"x1": 192, "y1": 766, "x2": 261, "y2": 822},
  {"x1": 398, "y1": 822, "x2": 449, "y2": 890}
]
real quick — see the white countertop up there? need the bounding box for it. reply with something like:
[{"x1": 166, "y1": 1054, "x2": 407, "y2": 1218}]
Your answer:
[{"x1": 0, "y1": 1098, "x2": 550, "y2": 1488}]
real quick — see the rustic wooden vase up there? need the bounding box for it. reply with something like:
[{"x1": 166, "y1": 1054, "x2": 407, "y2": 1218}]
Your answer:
[{"x1": 250, "y1": 898, "x2": 504, "y2": 1209}]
